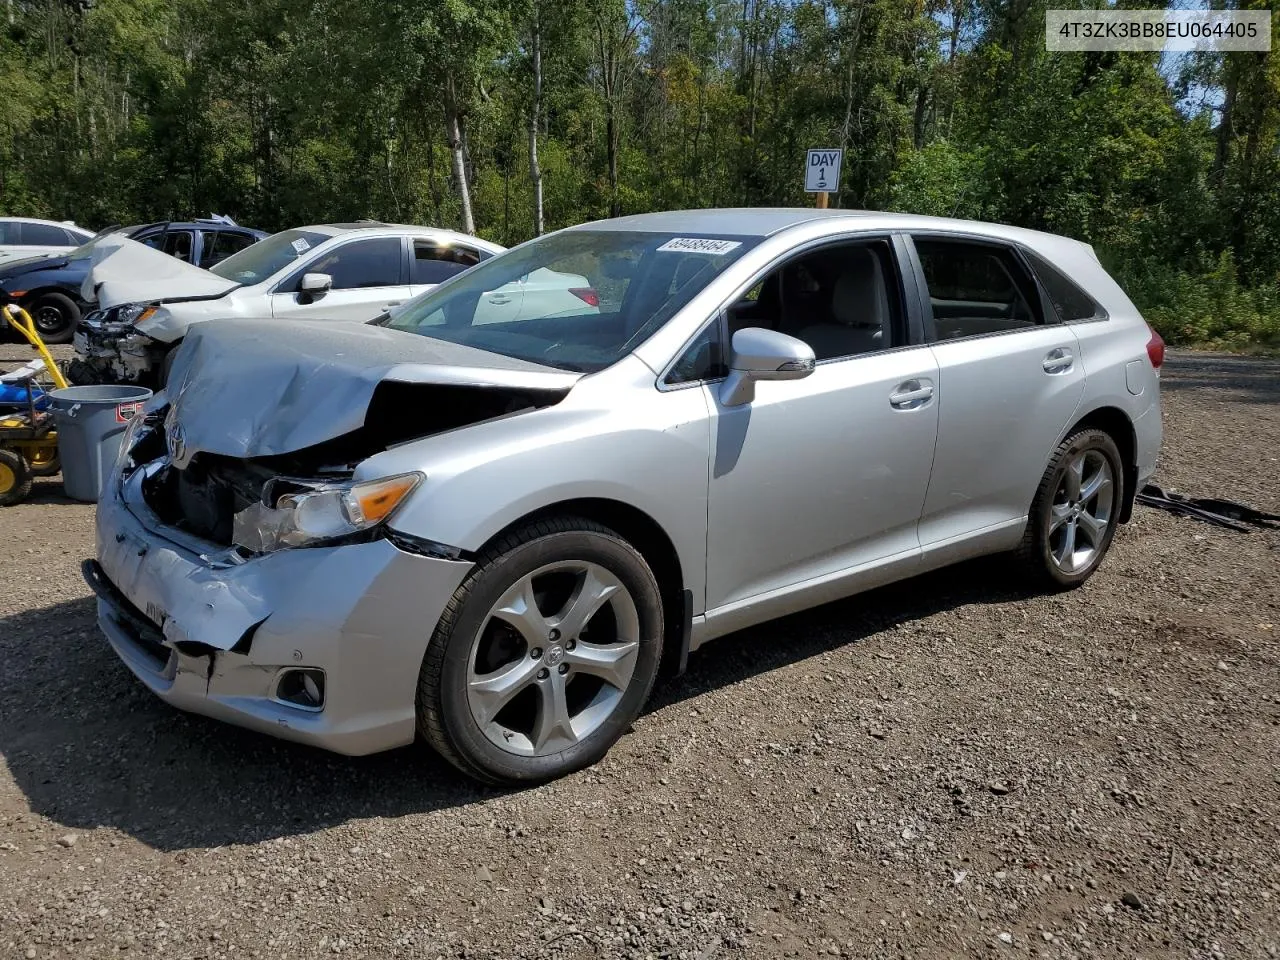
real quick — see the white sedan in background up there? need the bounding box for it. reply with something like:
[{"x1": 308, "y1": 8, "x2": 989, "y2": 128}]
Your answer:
[
  {"x1": 0, "y1": 217, "x2": 94, "y2": 265},
  {"x1": 71, "y1": 222, "x2": 513, "y2": 385}
]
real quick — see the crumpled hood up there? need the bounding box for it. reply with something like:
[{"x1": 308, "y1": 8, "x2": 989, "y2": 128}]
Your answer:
[
  {"x1": 163, "y1": 319, "x2": 582, "y2": 460},
  {"x1": 83, "y1": 234, "x2": 238, "y2": 308}
]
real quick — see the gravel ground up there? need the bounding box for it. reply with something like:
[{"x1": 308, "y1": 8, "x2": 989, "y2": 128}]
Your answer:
[{"x1": 0, "y1": 343, "x2": 1277, "y2": 960}]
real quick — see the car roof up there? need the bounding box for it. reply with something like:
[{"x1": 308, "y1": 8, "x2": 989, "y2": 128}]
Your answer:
[
  {"x1": 294, "y1": 222, "x2": 504, "y2": 251},
  {"x1": 566, "y1": 207, "x2": 1087, "y2": 249},
  {"x1": 0, "y1": 216, "x2": 91, "y2": 233},
  {"x1": 125, "y1": 220, "x2": 267, "y2": 235}
]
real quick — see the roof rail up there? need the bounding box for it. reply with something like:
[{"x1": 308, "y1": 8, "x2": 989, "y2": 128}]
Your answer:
[{"x1": 196, "y1": 213, "x2": 239, "y2": 226}]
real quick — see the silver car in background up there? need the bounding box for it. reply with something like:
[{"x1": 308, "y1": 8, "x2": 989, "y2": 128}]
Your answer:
[{"x1": 86, "y1": 209, "x2": 1163, "y2": 785}]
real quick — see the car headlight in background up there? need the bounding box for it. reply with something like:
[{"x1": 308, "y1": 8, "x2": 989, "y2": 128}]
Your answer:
[
  {"x1": 232, "y1": 472, "x2": 423, "y2": 553},
  {"x1": 112, "y1": 302, "x2": 159, "y2": 325}
]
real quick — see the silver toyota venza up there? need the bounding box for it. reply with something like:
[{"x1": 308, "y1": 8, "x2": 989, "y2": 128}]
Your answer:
[{"x1": 87, "y1": 209, "x2": 1163, "y2": 784}]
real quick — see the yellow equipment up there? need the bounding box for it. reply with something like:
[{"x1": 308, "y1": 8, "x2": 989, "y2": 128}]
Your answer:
[{"x1": 0, "y1": 304, "x2": 67, "y2": 505}]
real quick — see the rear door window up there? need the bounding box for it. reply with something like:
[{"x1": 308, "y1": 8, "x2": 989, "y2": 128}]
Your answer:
[
  {"x1": 912, "y1": 237, "x2": 1044, "y2": 340},
  {"x1": 19, "y1": 222, "x2": 73, "y2": 246},
  {"x1": 412, "y1": 240, "x2": 482, "y2": 284},
  {"x1": 201, "y1": 230, "x2": 258, "y2": 267},
  {"x1": 140, "y1": 229, "x2": 195, "y2": 263}
]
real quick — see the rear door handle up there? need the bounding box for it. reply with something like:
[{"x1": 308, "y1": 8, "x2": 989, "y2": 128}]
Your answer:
[
  {"x1": 890, "y1": 379, "x2": 934, "y2": 410},
  {"x1": 1043, "y1": 348, "x2": 1074, "y2": 374},
  {"x1": 488, "y1": 295, "x2": 511, "y2": 305},
  {"x1": 384, "y1": 301, "x2": 402, "y2": 308}
]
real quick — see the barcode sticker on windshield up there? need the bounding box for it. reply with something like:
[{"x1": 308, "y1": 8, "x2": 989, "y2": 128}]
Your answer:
[
  {"x1": 291, "y1": 238, "x2": 311, "y2": 254},
  {"x1": 656, "y1": 237, "x2": 742, "y2": 255}
]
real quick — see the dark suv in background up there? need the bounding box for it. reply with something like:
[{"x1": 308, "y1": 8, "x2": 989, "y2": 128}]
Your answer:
[{"x1": 0, "y1": 218, "x2": 266, "y2": 342}]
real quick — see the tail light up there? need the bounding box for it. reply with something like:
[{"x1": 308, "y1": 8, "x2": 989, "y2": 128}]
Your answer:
[
  {"x1": 569, "y1": 287, "x2": 600, "y2": 308},
  {"x1": 1145, "y1": 323, "x2": 1165, "y2": 371}
]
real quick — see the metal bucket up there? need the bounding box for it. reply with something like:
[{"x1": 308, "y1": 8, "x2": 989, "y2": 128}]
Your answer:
[{"x1": 48, "y1": 385, "x2": 153, "y2": 502}]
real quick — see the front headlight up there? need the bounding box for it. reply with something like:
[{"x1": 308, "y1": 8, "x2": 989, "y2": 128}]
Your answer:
[
  {"x1": 112, "y1": 302, "x2": 159, "y2": 325},
  {"x1": 232, "y1": 472, "x2": 423, "y2": 553}
]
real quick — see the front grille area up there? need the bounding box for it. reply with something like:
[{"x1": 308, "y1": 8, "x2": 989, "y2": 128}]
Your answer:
[{"x1": 142, "y1": 455, "x2": 274, "y2": 545}]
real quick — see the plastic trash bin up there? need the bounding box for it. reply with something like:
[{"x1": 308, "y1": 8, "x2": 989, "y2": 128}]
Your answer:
[{"x1": 48, "y1": 385, "x2": 153, "y2": 502}]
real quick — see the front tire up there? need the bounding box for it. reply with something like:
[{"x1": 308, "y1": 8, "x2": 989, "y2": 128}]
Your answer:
[
  {"x1": 26, "y1": 292, "x2": 80, "y2": 344},
  {"x1": 417, "y1": 517, "x2": 664, "y2": 785},
  {"x1": 1017, "y1": 428, "x2": 1124, "y2": 590}
]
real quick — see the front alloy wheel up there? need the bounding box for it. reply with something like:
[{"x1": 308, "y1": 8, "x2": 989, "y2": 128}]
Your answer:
[
  {"x1": 418, "y1": 518, "x2": 663, "y2": 785},
  {"x1": 467, "y1": 561, "x2": 641, "y2": 756}
]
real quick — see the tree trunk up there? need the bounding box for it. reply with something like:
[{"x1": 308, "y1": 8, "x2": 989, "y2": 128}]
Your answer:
[
  {"x1": 606, "y1": 104, "x2": 620, "y2": 217},
  {"x1": 913, "y1": 84, "x2": 929, "y2": 149},
  {"x1": 596, "y1": 12, "x2": 622, "y2": 218},
  {"x1": 444, "y1": 77, "x2": 476, "y2": 234},
  {"x1": 1215, "y1": 60, "x2": 1238, "y2": 174},
  {"x1": 529, "y1": 0, "x2": 545, "y2": 235}
]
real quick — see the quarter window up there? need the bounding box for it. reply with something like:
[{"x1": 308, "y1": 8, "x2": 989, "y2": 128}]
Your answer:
[
  {"x1": 1023, "y1": 249, "x2": 1104, "y2": 322},
  {"x1": 303, "y1": 237, "x2": 403, "y2": 290},
  {"x1": 665, "y1": 320, "x2": 727, "y2": 385},
  {"x1": 914, "y1": 238, "x2": 1044, "y2": 339}
]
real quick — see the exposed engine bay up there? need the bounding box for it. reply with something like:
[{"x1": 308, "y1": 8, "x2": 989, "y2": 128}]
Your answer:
[
  {"x1": 129, "y1": 380, "x2": 568, "y2": 549},
  {"x1": 69, "y1": 310, "x2": 167, "y2": 386}
]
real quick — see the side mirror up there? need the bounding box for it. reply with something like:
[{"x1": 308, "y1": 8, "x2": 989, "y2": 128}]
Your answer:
[
  {"x1": 299, "y1": 272, "x2": 333, "y2": 298},
  {"x1": 720, "y1": 327, "x2": 816, "y2": 407}
]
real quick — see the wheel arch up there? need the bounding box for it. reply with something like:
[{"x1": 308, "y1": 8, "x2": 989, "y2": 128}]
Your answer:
[
  {"x1": 1063, "y1": 405, "x2": 1138, "y2": 522},
  {"x1": 19, "y1": 284, "x2": 80, "y2": 307},
  {"x1": 478, "y1": 497, "x2": 692, "y2": 677}
]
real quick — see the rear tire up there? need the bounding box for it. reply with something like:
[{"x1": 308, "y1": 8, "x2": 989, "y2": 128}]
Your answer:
[
  {"x1": 26, "y1": 292, "x2": 80, "y2": 344},
  {"x1": 0, "y1": 448, "x2": 33, "y2": 506},
  {"x1": 417, "y1": 517, "x2": 664, "y2": 786},
  {"x1": 1016, "y1": 428, "x2": 1124, "y2": 590}
]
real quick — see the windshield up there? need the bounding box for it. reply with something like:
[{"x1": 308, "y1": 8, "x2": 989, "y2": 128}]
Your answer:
[
  {"x1": 383, "y1": 230, "x2": 760, "y2": 372},
  {"x1": 209, "y1": 229, "x2": 327, "y2": 285}
]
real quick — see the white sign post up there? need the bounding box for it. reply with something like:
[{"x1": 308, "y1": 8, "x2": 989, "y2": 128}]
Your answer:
[{"x1": 805, "y1": 148, "x2": 843, "y2": 208}]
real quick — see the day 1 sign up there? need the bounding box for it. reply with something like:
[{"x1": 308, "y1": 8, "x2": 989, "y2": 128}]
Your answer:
[{"x1": 805, "y1": 148, "x2": 842, "y2": 193}]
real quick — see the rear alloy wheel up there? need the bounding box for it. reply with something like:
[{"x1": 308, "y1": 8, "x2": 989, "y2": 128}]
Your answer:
[
  {"x1": 1017, "y1": 428, "x2": 1124, "y2": 590},
  {"x1": 418, "y1": 518, "x2": 663, "y2": 785},
  {"x1": 26, "y1": 292, "x2": 80, "y2": 344}
]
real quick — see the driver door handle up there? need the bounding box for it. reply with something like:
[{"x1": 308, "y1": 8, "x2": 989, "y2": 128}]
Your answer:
[{"x1": 488, "y1": 295, "x2": 511, "y2": 305}]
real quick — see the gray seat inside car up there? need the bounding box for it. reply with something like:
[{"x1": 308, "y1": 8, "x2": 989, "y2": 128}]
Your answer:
[{"x1": 796, "y1": 249, "x2": 887, "y2": 360}]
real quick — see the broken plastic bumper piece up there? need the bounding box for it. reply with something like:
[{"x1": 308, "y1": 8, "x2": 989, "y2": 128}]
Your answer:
[{"x1": 90, "y1": 467, "x2": 474, "y2": 755}]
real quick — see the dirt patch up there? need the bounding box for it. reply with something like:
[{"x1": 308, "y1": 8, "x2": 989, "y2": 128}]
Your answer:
[{"x1": 0, "y1": 347, "x2": 1277, "y2": 959}]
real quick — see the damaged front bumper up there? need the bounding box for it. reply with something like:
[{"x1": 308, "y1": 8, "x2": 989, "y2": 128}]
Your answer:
[{"x1": 90, "y1": 463, "x2": 474, "y2": 755}]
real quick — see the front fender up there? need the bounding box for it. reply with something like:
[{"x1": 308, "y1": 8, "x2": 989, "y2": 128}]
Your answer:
[{"x1": 373, "y1": 359, "x2": 713, "y2": 611}]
